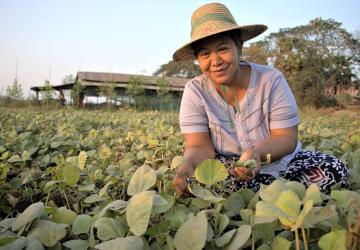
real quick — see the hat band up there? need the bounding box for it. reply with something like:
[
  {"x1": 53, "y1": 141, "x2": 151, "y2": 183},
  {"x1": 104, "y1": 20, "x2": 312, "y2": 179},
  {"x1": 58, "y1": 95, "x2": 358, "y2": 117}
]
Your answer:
[{"x1": 191, "y1": 13, "x2": 236, "y2": 37}]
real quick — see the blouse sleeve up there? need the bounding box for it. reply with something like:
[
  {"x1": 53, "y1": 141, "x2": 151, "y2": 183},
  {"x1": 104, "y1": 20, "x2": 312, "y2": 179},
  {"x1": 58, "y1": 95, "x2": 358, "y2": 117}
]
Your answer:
[
  {"x1": 269, "y1": 72, "x2": 299, "y2": 129},
  {"x1": 179, "y1": 81, "x2": 209, "y2": 133}
]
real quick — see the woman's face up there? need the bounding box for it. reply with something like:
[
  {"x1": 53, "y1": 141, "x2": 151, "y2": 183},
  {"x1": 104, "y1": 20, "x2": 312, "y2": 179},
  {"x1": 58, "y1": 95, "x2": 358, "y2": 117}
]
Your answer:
[{"x1": 195, "y1": 34, "x2": 240, "y2": 86}]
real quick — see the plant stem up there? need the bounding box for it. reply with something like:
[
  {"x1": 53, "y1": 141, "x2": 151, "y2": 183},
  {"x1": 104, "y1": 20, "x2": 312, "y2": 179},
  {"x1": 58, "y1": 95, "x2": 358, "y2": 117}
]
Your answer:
[
  {"x1": 295, "y1": 229, "x2": 300, "y2": 250},
  {"x1": 45, "y1": 192, "x2": 50, "y2": 206},
  {"x1": 302, "y1": 227, "x2": 308, "y2": 250},
  {"x1": 307, "y1": 228, "x2": 310, "y2": 245},
  {"x1": 251, "y1": 212, "x2": 255, "y2": 250},
  {"x1": 62, "y1": 189, "x2": 71, "y2": 209}
]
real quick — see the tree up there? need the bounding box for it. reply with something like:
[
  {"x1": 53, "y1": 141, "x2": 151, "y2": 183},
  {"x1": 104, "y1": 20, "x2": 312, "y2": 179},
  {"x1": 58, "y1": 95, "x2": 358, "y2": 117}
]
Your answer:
[
  {"x1": 156, "y1": 76, "x2": 171, "y2": 111},
  {"x1": 70, "y1": 80, "x2": 85, "y2": 107},
  {"x1": 62, "y1": 74, "x2": 75, "y2": 85},
  {"x1": 242, "y1": 41, "x2": 269, "y2": 65},
  {"x1": 99, "y1": 80, "x2": 117, "y2": 108},
  {"x1": 42, "y1": 80, "x2": 55, "y2": 105},
  {"x1": 153, "y1": 60, "x2": 201, "y2": 78},
  {"x1": 125, "y1": 76, "x2": 145, "y2": 108},
  {"x1": 6, "y1": 78, "x2": 23, "y2": 100},
  {"x1": 244, "y1": 18, "x2": 359, "y2": 107}
]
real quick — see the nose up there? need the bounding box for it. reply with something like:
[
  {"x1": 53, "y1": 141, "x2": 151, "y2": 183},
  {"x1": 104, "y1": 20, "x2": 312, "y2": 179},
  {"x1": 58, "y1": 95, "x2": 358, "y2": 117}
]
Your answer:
[{"x1": 210, "y1": 52, "x2": 222, "y2": 67}]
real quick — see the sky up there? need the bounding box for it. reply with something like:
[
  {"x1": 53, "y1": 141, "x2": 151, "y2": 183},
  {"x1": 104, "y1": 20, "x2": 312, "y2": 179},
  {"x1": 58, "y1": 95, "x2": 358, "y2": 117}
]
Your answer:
[{"x1": 0, "y1": 0, "x2": 359, "y2": 98}]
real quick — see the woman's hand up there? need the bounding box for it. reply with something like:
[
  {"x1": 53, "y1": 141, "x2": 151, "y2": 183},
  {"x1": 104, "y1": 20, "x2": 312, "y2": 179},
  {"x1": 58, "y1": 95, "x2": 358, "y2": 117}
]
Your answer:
[
  {"x1": 172, "y1": 163, "x2": 194, "y2": 197},
  {"x1": 232, "y1": 149, "x2": 261, "y2": 181}
]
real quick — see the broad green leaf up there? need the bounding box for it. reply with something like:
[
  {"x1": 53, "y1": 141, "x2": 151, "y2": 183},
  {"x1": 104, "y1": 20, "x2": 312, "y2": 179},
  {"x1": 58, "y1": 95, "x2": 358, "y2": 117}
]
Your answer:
[
  {"x1": 292, "y1": 200, "x2": 313, "y2": 230},
  {"x1": 224, "y1": 225, "x2": 252, "y2": 250},
  {"x1": 156, "y1": 166, "x2": 168, "y2": 179},
  {"x1": 303, "y1": 183, "x2": 322, "y2": 205},
  {"x1": 126, "y1": 191, "x2": 154, "y2": 236},
  {"x1": 216, "y1": 213, "x2": 229, "y2": 236},
  {"x1": 164, "y1": 205, "x2": 191, "y2": 228},
  {"x1": 223, "y1": 192, "x2": 245, "y2": 216},
  {"x1": 215, "y1": 229, "x2": 236, "y2": 247},
  {"x1": 99, "y1": 181, "x2": 114, "y2": 197},
  {"x1": 239, "y1": 209, "x2": 253, "y2": 224},
  {"x1": 0, "y1": 236, "x2": 26, "y2": 250},
  {"x1": 253, "y1": 221, "x2": 278, "y2": 242},
  {"x1": 78, "y1": 151, "x2": 87, "y2": 170},
  {"x1": 22, "y1": 151, "x2": 31, "y2": 161},
  {"x1": 256, "y1": 243, "x2": 272, "y2": 250},
  {"x1": 330, "y1": 190, "x2": 360, "y2": 209},
  {"x1": 174, "y1": 210, "x2": 208, "y2": 250},
  {"x1": 170, "y1": 156, "x2": 185, "y2": 170},
  {"x1": 72, "y1": 214, "x2": 94, "y2": 235},
  {"x1": 12, "y1": 202, "x2": 44, "y2": 231},
  {"x1": 84, "y1": 194, "x2": 106, "y2": 204},
  {"x1": 0, "y1": 218, "x2": 15, "y2": 230},
  {"x1": 28, "y1": 220, "x2": 67, "y2": 247},
  {"x1": 78, "y1": 184, "x2": 95, "y2": 192},
  {"x1": 285, "y1": 181, "x2": 306, "y2": 199},
  {"x1": 255, "y1": 201, "x2": 287, "y2": 224},
  {"x1": 194, "y1": 159, "x2": 228, "y2": 186},
  {"x1": 188, "y1": 184, "x2": 225, "y2": 203},
  {"x1": 275, "y1": 190, "x2": 301, "y2": 227},
  {"x1": 127, "y1": 165, "x2": 156, "y2": 196},
  {"x1": 192, "y1": 198, "x2": 212, "y2": 209},
  {"x1": 63, "y1": 240, "x2": 89, "y2": 250},
  {"x1": 207, "y1": 223, "x2": 214, "y2": 242},
  {"x1": 303, "y1": 205, "x2": 338, "y2": 228},
  {"x1": 95, "y1": 236, "x2": 143, "y2": 250},
  {"x1": 0, "y1": 237, "x2": 17, "y2": 247},
  {"x1": 50, "y1": 141, "x2": 63, "y2": 149},
  {"x1": 259, "y1": 179, "x2": 287, "y2": 203},
  {"x1": 52, "y1": 207, "x2": 77, "y2": 225},
  {"x1": 272, "y1": 236, "x2": 292, "y2": 250},
  {"x1": 44, "y1": 180, "x2": 62, "y2": 193},
  {"x1": 63, "y1": 164, "x2": 80, "y2": 187},
  {"x1": 237, "y1": 189, "x2": 256, "y2": 206},
  {"x1": 94, "y1": 217, "x2": 124, "y2": 241},
  {"x1": 25, "y1": 236, "x2": 44, "y2": 250},
  {"x1": 352, "y1": 148, "x2": 360, "y2": 170},
  {"x1": 21, "y1": 170, "x2": 33, "y2": 185},
  {"x1": 7, "y1": 154, "x2": 23, "y2": 163},
  {"x1": 145, "y1": 220, "x2": 171, "y2": 236},
  {"x1": 99, "y1": 145, "x2": 111, "y2": 159},
  {"x1": 97, "y1": 200, "x2": 128, "y2": 218},
  {"x1": 318, "y1": 229, "x2": 347, "y2": 250},
  {"x1": 152, "y1": 193, "x2": 174, "y2": 214}
]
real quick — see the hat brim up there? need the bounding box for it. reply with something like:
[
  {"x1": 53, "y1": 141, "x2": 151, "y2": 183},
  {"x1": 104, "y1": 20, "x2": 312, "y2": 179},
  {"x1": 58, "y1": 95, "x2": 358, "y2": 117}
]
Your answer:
[{"x1": 173, "y1": 24, "x2": 267, "y2": 61}]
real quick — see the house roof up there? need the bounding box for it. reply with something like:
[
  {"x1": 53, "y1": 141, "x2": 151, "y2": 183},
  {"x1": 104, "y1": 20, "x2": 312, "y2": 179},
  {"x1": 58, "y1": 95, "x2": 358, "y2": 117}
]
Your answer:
[{"x1": 31, "y1": 72, "x2": 190, "y2": 92}]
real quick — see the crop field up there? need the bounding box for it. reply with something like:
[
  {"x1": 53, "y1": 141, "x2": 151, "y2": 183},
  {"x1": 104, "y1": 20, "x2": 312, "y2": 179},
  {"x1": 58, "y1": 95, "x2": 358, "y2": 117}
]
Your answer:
[{"x1": 0, "y1": 107, "x2": 359, "y2": 250}]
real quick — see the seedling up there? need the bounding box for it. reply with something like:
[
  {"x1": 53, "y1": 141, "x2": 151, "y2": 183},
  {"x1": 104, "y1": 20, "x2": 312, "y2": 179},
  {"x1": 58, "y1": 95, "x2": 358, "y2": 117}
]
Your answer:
[{"x1": 233, "y1": 154, "x2": 271, "y2": 180}]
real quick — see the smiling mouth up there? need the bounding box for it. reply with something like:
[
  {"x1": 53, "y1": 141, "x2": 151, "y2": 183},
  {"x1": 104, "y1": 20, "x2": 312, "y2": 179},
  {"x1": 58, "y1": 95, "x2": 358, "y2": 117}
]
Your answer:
[{"x1": 212, "y1": 67, "x2": 227, "y2": 73}]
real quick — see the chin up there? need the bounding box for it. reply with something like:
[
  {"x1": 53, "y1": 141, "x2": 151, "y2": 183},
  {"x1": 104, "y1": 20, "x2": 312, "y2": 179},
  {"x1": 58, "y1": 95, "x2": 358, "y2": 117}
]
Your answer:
[{"x1": 210, "y1": 75, "x2": 231, "y2": 86}]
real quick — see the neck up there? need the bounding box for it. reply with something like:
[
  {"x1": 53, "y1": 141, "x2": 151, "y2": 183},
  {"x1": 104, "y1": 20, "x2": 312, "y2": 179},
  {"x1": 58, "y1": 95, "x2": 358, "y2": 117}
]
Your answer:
[{"x1": 215, "y1": 64, "x2": 250, "y2": 106}]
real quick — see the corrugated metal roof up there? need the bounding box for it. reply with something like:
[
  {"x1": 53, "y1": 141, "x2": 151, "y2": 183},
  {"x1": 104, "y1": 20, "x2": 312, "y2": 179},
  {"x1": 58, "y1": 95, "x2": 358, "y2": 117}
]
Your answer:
[
  {"x1": 76, "y1": 71, "x2": 188, "y2": 88},
  {"x1": 31, "y1": 72, "x2": 190, "y2": 92}
]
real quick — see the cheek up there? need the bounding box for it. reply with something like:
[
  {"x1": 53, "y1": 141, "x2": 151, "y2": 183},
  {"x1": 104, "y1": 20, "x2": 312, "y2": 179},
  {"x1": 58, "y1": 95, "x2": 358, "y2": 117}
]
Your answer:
[{"x1": 198, "y1": 60, "x2": 210, "y2": 72}]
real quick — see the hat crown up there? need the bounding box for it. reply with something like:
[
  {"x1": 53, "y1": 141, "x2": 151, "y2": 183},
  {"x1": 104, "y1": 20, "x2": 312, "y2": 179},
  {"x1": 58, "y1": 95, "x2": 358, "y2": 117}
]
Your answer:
[
  {"x1": 173, "y1": 2, "x2": 267, "y2": 61},
  {"x1": 190, "y1": 2, "x2": 237, "y2": 40}
]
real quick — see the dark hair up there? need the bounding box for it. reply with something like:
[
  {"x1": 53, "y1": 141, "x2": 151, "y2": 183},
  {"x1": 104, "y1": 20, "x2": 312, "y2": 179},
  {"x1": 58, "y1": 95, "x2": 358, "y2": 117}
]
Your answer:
[{"x1": 191, "y1": 31, "x2": 243, "y2": 57}]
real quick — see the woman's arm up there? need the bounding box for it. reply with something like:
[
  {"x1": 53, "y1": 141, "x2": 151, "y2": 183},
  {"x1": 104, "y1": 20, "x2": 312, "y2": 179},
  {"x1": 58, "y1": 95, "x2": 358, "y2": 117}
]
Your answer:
[
  {"x1": 238, "y1": 125, "x2": 298, "y2": 179},
  {"x1": 173, "y1": 132, "x2": 216, "y2": 197}
]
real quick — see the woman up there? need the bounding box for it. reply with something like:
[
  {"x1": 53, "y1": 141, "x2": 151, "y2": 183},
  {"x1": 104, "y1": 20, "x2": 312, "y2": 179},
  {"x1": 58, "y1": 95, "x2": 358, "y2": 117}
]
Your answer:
[{"x1": 172, "y1": 2, "x2": 348, "y2": 197}]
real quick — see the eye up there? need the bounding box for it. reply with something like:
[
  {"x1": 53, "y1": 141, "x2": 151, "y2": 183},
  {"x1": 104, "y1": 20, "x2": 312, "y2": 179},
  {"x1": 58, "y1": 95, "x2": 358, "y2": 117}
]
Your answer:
[
  {"x1": 197, "y1": 50, "x2": 209, "y2": 59},
  {"x1": 219, "y1": 46, "x2": 229, "y2": 53}
]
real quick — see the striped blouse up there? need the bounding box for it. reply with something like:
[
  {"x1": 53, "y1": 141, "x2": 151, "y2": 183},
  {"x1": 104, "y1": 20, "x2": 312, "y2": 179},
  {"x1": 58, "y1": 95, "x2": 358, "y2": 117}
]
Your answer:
[{"x1": 179, "y1": 61, "x2": 302, "y2": 177}]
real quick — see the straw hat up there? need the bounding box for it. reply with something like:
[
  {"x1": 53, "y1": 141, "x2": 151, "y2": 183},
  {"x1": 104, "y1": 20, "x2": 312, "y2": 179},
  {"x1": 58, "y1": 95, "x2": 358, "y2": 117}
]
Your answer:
[{"x1": 173, "y1": 2, "x2": 267, "y2": 61}]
